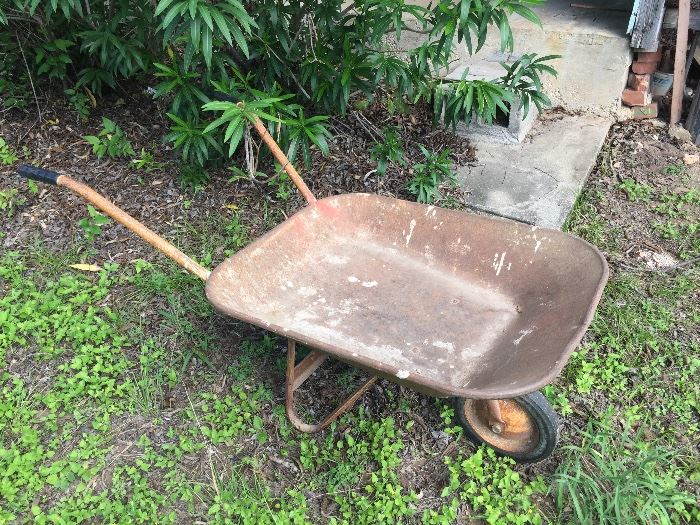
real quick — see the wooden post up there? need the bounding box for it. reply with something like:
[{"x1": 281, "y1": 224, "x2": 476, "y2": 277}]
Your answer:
[{"x1": 671, "y1": 0, "x2": 691, "y2": 126}]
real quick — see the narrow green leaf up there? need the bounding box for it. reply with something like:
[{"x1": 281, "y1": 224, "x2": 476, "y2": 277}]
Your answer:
[
  {"x1": 227, "y1": 123, "x2": 245, "y2": 156},
  {"x1": 202, "y1": 26, "x2": 212, "y2": 67},
  {"x1": 210, "y1": 9, "x2": 233, "y2": 46},
  {"x1": 155, "y1": 0, "x2": 175, "y2": 16},
  {"x1": 229, "y1": 23, "x2": 249, "y2": 58},
  {"x1": 198, "y1": 4, "x2": 214, "y2": 30}
]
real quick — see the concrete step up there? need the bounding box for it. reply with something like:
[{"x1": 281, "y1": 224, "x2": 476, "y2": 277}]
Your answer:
[
  {"x1": 447, "y1": 0, "x2": 633, "y2": 118},
  {"x1": 398, "y1": 1, "x2": 631, "y2": 228}
]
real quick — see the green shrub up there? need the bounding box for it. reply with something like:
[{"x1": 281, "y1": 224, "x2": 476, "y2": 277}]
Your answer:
[{"x1": 0, "y1": 0, "x2": 557, "y2": 170}]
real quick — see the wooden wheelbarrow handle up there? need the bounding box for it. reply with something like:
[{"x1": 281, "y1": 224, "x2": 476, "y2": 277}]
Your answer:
[{"x1": 16, "y1": 164, "x2": 211, "y2": 281}]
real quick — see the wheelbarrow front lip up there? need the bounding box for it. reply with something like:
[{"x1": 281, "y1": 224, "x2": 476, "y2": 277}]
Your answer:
[{"x1": 206, "y1": 193, "x2": 609, "y2": 399}]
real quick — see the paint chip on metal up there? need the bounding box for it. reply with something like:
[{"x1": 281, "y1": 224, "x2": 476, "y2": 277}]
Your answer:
[
  {"x1": 492, "y1": 252, "x2": 506, "y2": 276},
  {"x1": 513, "y1": 328, "x2": 535, "y2": 346},
  {"x1": 297, "y1": 286, "x2": 317, "y2": 297},
  {"x1": 432, "y1": 340, "x2": 455, "y2": 352},
  {"x1": 405, "y1": 219, "x2": 417, "y2": 246},
  {"x1": 326, "y1": 254, "x2": 350, "y2": 265}
]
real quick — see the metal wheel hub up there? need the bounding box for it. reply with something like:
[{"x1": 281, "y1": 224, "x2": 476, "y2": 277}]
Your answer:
[{"x1": 462, "y1": 399, "x2": 539, "y2": 454}]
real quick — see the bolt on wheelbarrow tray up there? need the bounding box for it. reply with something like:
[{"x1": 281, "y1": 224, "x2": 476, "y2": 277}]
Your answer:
[{"x1": 15, "y1": 112, "x2": 608, "y2": 463}]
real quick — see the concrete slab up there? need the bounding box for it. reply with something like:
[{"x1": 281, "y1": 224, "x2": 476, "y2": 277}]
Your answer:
[{"x1": 457, "y1": 112, "x2": 612, "y2": 228}]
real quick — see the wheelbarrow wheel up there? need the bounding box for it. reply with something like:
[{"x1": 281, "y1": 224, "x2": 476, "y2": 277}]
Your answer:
[{"x1": 453, "y1": 392, "x2": 559, "y2": 463}]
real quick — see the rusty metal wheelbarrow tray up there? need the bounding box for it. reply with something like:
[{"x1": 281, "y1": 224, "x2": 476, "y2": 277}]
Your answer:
[{"x1": 206, "y1": 192, "x2": 608, "y2": 401}]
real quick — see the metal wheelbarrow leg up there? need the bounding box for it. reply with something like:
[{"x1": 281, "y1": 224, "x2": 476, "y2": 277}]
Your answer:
[{"x1": 285, "y1": 340, "x2": 377, "y2": 433}]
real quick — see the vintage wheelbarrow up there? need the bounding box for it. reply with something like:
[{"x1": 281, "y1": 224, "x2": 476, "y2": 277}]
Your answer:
[{"x1": 16, "y1": 117, "x2": 608, "y2": 463}]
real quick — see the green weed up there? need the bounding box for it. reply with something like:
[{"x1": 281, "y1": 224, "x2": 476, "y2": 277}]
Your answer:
[
  {"x1": 64, "y1": 86, "x2": 92, "y2": 122},
  {"x1": 158, "y1": 295, "x2": 214, "y2": 372},
  {"x1": 565, "y1": 274, "x2": 699, "y2": 437},
  {"x1": 564, "y1": 189, "x2": 620, "y2": 250},
  {"x1": 226, "y1": 336, "x2": 276, "y2": 382},
  {"x1": 0, "y1": 254, "x2": 132, "y2": 518},
  {"x1": 78, "y1": 204, "x2": 111, "y2": 242},
  {"x1": 370, "y1": 126, "x2": 405, "y2": 176},
  {"x1": 224, "y1": 212, "x2": 250, "y2": 254},
  {"x1": 618, "y1": 179, "x2": 653, "y2": 203},
  {"x1": 128, "y1": 340, "x2": 171, "y2": 414},
  {"x1": 0, "y1": 187, "x2": 25, "y2": 217},
  {"x1": 428, "y1": 446, "x2": 546, "y2": 525},
  {"x1": 208, "y1": 470, "x2": 310, "y2": 524},
  {"x1": 83, "y1": 117, "x2": 135, "y2": 159},
  {"x1": 662, "y1": 163, "x2": 686, "y2": 177},
  {"x1": 654, "y1": 189, "x2": 700, "y2": 218},
  {"x1": 178, "y1": 163, "x2": 210, "y2": 193},
  {"x1": 329, "y1": 415, "x2": 417, "y2": 524},
  {"x1": 407, "y1": 146, "x2": 456, "y2": 204},
  {"x1": 267, "y1": 172, "x2": 294, "y2": 201},
  {"x1": 131, "y1": 148, "x2": 165, "y2": 173},
  {"x1": 197, "y1": 387, "x2": 269, "y2": 445},
  {"x1": 0, "y1": 136, "x2": 19, "y2": 165},
  {"x1": 541, "y1": 385, "x2": 573, "y2": 417},
  {"x1": 653, "y1": 220, "x2": 700, "y2": 259}
]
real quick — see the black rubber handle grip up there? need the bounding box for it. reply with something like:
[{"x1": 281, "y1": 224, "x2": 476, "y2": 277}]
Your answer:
[{"x1": 16, "y1": 164, "x2": 60, "y2": 185}]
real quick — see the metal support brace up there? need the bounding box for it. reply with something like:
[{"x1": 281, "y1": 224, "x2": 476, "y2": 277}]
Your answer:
[
  {"x1": 285, "y1": 339, "x2": 377, "y2": 433},
  {"x1": 486, "y1": 399, "x2": 506, "y2": 434}
]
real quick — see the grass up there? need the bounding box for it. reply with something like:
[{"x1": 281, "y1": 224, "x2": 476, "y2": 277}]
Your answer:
[
  {"x1": 553, "y1": 418, "x2": 697, "y2": 525},
  {"x1": 555, "y1": 159, "x2": 700, "y2": 524},
  {"x1": 2, "y1": 140, "x2": 700, "y2": 522}
]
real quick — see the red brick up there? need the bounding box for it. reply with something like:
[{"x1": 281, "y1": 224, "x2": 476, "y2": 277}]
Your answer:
[
  {"x1": 636, "y1": 50, "x2": 663, "y2": 63},
  {"x1": 631, "y1": 60, "x2": 657, "y2": 74},
  {"x1": 622, "y1": 88, "x2": 650, "y2": 106},
  {"x1": 628, "y1": 73, "x2": 651, "y2": 92},
  {"x1": 630, "y1": 102, "x2": 658, "y2": 120}
]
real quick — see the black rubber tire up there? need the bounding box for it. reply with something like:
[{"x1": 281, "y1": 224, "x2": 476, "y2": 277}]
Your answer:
[{"x1": 453, "y1": 391, "x2": 559, "y2": 463}]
